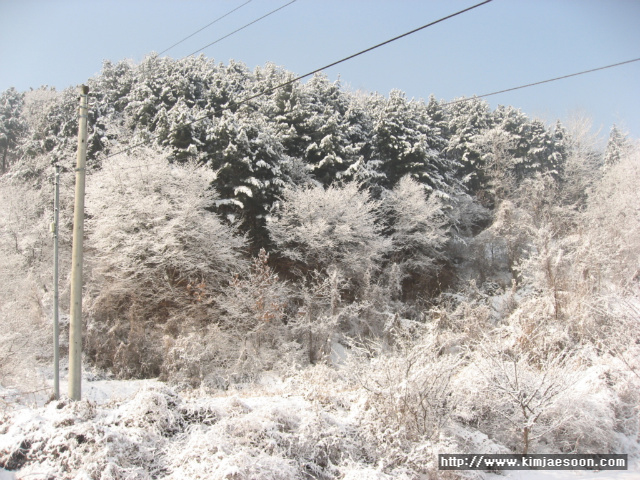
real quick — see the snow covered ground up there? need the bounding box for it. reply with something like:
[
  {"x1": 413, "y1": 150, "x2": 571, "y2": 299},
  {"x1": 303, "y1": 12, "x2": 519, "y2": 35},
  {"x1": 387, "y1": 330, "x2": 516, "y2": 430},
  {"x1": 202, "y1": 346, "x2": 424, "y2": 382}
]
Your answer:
[
  {"x1": 1, "y1": 370, "x2": 638, "y2": 479},
  {"x1": 485, "y1": 469, "x2": 640, "y2": 480},
  {"x1": 0, "y1": 372, "x2": 374, "y2": 479}
]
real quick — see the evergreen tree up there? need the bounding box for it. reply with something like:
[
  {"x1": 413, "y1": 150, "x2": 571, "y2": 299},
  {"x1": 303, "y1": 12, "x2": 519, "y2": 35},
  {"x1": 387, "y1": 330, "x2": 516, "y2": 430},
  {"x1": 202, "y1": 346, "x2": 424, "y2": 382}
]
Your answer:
[
  {"x1": 302, "y1": 75, "x2": 368, "y2": 185},
  {"x1": 551, "y1": 120, "x2": 569, "y2": 179},
  {"x1": 491, "y1": 105, "x2": 530, "y2": 180},
  {"x1": 92, "y1": 59, "x2": 135, "y2": 115},
  {"x1": 0, "y1": 88, "x2": 26, "y2": 174},
  {"x1": 425, "y1": 95, "x2": 449, "y2": 150},
  {"x1": 207, "y1": 107, "x2": 287, "y2": 250},
  {"x1": 370, "y1": 90, "x2": 452, "y2": 194},
  {"x1": 524, "y1": 119, "x2": 560, "y2": 178},
  {"x1": 255, "y1": 63, "x2": 307, "y2": 158},
  {"x1": 27, "y1": 87, "x2": 78, "y2": 167},
  {"x1": 604, "y1": 124, "x2": 631, "y2": 169},
  {"x1": 444, "y1": 96, "x2": 494, "y2": 194},
  {"x1": 477, "y1": 107, "x2": 565, "y2": 205}
]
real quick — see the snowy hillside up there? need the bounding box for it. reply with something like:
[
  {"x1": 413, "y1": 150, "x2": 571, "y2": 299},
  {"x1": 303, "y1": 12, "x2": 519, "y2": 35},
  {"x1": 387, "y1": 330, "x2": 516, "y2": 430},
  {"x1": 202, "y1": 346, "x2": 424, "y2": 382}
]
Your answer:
[{"x1": 1, "y1": 55, "x2": 639, "y2": 478}]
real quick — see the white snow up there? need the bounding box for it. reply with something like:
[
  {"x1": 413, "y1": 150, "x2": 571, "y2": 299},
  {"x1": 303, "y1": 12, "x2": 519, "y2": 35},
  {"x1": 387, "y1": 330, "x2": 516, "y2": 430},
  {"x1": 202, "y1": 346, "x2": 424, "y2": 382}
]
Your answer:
[
  {"x1": 0, "y1": 469, "x2": 15, "y2": 480},
  {"x1": 234, "y1": 185, "x2": 253, "y2": 197},
  {"x1": 0, "y1": 371, "x2": 369, "y2": 479},
  {"x1": 0, "y1": 365, "x2": 638, "y2": 479},
  {"x1": 485, "y1": 467, "x2": 640, "y2": 480},
  {"x1": 81, "y1": 378, "x2": 164, "y2": 405}
]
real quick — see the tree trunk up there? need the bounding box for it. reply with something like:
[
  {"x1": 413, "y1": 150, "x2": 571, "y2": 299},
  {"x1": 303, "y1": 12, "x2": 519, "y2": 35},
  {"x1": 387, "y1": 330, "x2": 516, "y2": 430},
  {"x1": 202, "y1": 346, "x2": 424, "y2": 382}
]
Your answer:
[
  {"x1": 308, "y1": 330, "x2": 315, "y2": 364},
  {"x1": 1, "y1": 145, "x2": 8, "y2": 174}
]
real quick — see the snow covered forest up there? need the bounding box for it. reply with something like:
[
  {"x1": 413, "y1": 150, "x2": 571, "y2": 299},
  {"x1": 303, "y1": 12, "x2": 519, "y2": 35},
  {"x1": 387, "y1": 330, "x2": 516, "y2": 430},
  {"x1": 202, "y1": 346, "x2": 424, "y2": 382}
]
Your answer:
[{"x1": 0, "y1": 54, "x2": 639, "y2": 478}]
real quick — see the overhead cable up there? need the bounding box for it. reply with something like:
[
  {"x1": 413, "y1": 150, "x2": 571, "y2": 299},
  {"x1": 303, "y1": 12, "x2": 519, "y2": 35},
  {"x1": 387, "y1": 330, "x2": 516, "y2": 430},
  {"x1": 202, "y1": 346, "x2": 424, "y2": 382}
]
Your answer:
[
  {"x1": 444, "y1": 57, "x2": 640, "y2": 106},
  {"x1": 105, "y1": 0, "x2": 494, "y2": 161},
  {"x1": 186, "y1": 0, "x2": 298, "y2": 57},
  {"x1": 158, "y1": 0, "x2": 254, "y2": 56}
]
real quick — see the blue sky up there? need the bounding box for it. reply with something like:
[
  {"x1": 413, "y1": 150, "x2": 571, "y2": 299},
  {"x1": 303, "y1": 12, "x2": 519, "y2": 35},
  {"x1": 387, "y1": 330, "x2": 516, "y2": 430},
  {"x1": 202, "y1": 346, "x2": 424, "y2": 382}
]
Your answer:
[{"x1": 1, "y1": 0, "x2": 638, "y2": 139}]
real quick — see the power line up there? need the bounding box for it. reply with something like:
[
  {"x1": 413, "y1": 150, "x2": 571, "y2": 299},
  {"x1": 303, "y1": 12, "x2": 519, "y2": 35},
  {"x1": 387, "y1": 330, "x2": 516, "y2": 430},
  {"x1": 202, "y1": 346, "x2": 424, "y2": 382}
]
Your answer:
[
  {"x1": 282, "y1": 0, "x2": 494, "y2": 86},
  {"x1": 101, "y1": 0, "x2": 299, "y2": 168},
  {"x1": 105, "y1": 0, "x2": 494, "y2": 161},
  {"x1": 158, "y1": 0, "x2": 254, "y2": 57},
  {"x1": 186, "y1": 0, "x2": 298, "y2": 58},
  {"x1": 444, "y1": 57, "x2": 640, "y2": 106}
]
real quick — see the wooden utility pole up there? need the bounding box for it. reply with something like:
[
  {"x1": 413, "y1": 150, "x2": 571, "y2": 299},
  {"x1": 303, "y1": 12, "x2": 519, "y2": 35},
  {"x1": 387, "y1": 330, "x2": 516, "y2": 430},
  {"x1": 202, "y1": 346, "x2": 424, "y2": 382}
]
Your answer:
[
  {"x1": 69, "y1": 85, "x2": 89, "y2": 401},
  {"x1": 52, "y1": 164, "x2": 60, "y2": 399}
]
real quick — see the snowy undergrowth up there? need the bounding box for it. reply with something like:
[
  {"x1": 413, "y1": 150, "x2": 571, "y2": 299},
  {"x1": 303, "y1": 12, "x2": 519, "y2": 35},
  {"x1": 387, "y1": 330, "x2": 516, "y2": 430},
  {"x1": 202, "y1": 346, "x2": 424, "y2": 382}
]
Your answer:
[
  {"x1": 2, "y1": 319, "x2": 639, "y2": 480},
  {"x1": 1, "y1": 366, "x2": 638, "y2": 480},
  {"x1": 0, "y1": 367, "x2": 453, "y2": 480}
]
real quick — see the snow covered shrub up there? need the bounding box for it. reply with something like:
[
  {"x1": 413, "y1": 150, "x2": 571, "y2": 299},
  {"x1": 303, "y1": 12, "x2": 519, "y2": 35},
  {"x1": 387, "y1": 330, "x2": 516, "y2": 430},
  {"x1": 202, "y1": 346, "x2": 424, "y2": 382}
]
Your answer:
[
  {"x1": 0, "y1": 396, "x2": 167, "y2": 479},
  {"x1": 216, "y1": 248, "x2": 292, "y2": 374},
  {"x1": 162, "y1": 324, "x2": 239, "y2": 388},
  {"x1": 380, "y1": 175, "x2": 447, "y2": 298},
  {"x1": 445, "y1": 192, "x2": 491, "y2": 238},
  {"x1": 113, "y1": 385, "x2": 182, "y2": 436},
  {"x1": 165, "y1": 391, "x2": 366, "y2": 480},
  {"x1": 611, "y1": 368, "x2": 640, "y2": 446},
  {"x1": 501, "y1": 297, "x2": 573, "y2": 360},
  {"x1": 292, "y1": 406, "x2": 364, "y2": 478},
  {"x1": 292, "y1": 267, "x2": 346, "y2": 364},
  {"x1": 429, "y1": 281, "x2": 495, "y2": 345},
  {"x1": 596, "y1": 299, "x2": 640, "y2": 447},
  {"x1": 484, "y1": 199, "x2": 533, "y2": 277},
  {"x1": 288, "y1": 265, "x2": 393, "y2": 364},
  {"x1": 84, "y1": 148, "x2": 246, "y2": 378},
  {"x1": 0, "y1": 173, "x2": 57, "y2": 391},
  {"x1": 545, "y1": 362, "x2": 621, "y2": 453},
  {"x1": 454, "y1": 342, "x2": 580, "y2": 454},
  {"x1": 352, "y1": 328, "x2": 460, "y2": 473},
  {"x1": 514, "y1": 224, "x2": 578, "y2": 323},
  {"x1": 267, "y1": 181, "x2": 388, "y2": 287}
]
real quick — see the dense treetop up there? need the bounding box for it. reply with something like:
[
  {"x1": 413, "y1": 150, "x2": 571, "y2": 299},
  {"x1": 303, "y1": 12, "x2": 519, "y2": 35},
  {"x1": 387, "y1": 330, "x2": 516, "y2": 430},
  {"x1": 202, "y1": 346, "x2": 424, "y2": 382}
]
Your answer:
[{"x1": 1, "y1": 55, "x2": 567, "y2": 243}]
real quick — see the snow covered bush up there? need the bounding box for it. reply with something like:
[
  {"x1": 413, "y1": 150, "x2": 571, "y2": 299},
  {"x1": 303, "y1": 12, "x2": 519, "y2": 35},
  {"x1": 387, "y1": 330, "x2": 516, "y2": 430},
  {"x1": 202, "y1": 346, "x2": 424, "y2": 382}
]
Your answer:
[
  {"x1": 547, "y1": 362, "x2": 624, "y2": 453},
  {"x1": 0, "y1": 395, "x2": 167, "y2": 478},
  {"x1": 380, "y1": 175, "x2": 447, "y2": 297},
  {"x1": 349, "y1": 326, "x2": 461, "y2": 474},
  {"x1": 0, "y1": 171, "x2": 59, "y2": 392},
  {"x1": 287, "y1": 263, "x2": 390, "y2": 365},
  {"x1": 454, "y1": 341, "x2": 581, "y2": 454},
  {"x1": 215, "y1": 248, "x2": 295, "y2": 376},
  {"x1": 290, "y1": 266, "x2": 347, "y2": 364},
  {"x1": 514, "y1": 222, "x2": 579, "y2": 323},
  {"x1": 161, "y1": 324, "x2": 239, "y2": 388},
  {"x1": 267, "y1": 181, "x2": 387, "y2": 285},
  {"x1": 218, "y1": 249, "x2": 289, "y2": 339},
  {"x1": 1, "y1": 382, "x2": 378, "y2": 479},
  {"x1": 84, "y1": 148, "x2": 246, "y2": 378}
]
